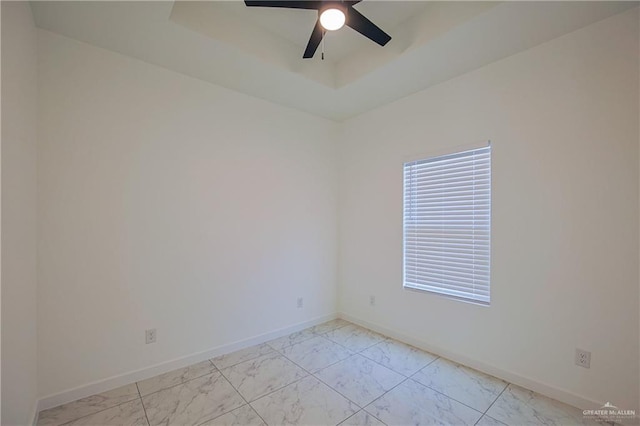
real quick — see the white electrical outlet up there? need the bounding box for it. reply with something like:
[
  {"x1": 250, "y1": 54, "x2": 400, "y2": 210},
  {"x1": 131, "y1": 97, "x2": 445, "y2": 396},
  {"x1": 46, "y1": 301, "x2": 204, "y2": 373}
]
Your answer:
[
  {"x1": 575, "y1": 348, "x2": 591, "y2": 368},
  {"x1": 297, "y1": 297, "x2": 303, "y2": 308},
  {"x1": 145, "y1": 328, "x2": 157, "y2": 344},
  {"x1": 369, "y1": 295, "x2": 376, "y2": 306}
]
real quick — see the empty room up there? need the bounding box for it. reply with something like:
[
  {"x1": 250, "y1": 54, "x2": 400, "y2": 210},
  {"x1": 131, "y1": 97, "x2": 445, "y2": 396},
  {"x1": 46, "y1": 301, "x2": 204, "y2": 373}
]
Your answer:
[{"x1": 2, "y1": 1, "x2": 639, "y2": 425}]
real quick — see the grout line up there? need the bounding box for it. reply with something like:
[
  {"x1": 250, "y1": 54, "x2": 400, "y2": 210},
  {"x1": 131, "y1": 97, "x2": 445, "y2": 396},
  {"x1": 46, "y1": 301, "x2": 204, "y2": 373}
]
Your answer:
[
  {"x1": 474, "y1": 383, "x2": 510, "y2": 425},
  {"x1": 356, "y1": 342, "x2": 440, "y2": 378},
  {"x1": 266, "y1": 329, "x2": 320, "y2": 352},
  {"x1": 250, "y1": 375, "x2": 310, "y2": 403},
  {"x1": 482, "y1": 383, "x2": 509, "y2": 416},
  {"x1": 265, "y1": 344, "x2": 378, "y2": 422},
  {"x1": 217, "y1": 354, "x2": 311, "y2": 404},
  {"x1": 407, "y1": 356, "x2": 441, "y2": 379},
  {"x1": 177, "y1": 325, "x2": 357, "y2": 426},
  {"x1": 277, "y1": 354, "x2": 377, "y2": 426},
  {"x1": 210, "y1": 345, "x2": 276, "y2": 371},
  {"x1": 314, "y1": 334, "x2": 356, "y2": 354},
  {"x1": 276, "y1": 322, "x2": 441, "y2": 423},
  {"x1": 267, "y1": 332, "x2": 318, "y2": 351},
  {"x1": 323, "y1": 336, "x2": 382, "y2": 354},
  {"x1": 218, "y1": 351, "x2": 283, "y2": 374},
  {"x1": 359, "y1": 375, "x2": 411, "y2": 425},
  {"x1": 136, "y1": 368, "x2": 220, "y2": 398},
  {"x1": 208, "y1": 320, "x2": 351, "y2": 372},
  {"x1": 308, "y1": 352, "x2": 355, "y2": 373},
  {"x1": 405, "y1": 374, "x2": 487, "y2": 416},
  {"x1": 312, "y1": 364, "x2": 364, "y2": 412},
  {"x1": 405, "y1": 358, "x2": 509, "y2": 419},
  {"x1": 336, "y1": 410, "x2": 360, "y2": 426},
  {"x1": 246, "y1": 404, "x2": 269, "y2": 426},
  {"x1": 194, "y1": 373, "x2": 269, "y2": 426},
  {"x1": 360, "y1": 358, "x2": 492, "y2": 426},
  {"x1": 209, "y1": 319, "x2": 361, "y2": 409},
  {"x1": 275, "y1": 349, "x2": 363, "y2": 410},
  {"x1": 307, "y1": 366, "x2": 365, "y2": 409},
  {"x1": 273, "y1": 331, "x2": 419, "y2": 423},
  {"x1": 268, "y1": 321, "x2": 355, "y2": 355},
  {"x1": 54, "y1": 395, "x2": 142, "y2": 426},
  {"x1": 136, "y1": 383, "x2": 151, "y2": 426},
  {"x1": 233, "y1": 328, "x2": 354, "y2": 426},
  {"x1": 337, "y1": 409, "x2": 388, "y2": 426},
  {"x1": 364, "y1": 352, "x2": 438, "y2": 379}
]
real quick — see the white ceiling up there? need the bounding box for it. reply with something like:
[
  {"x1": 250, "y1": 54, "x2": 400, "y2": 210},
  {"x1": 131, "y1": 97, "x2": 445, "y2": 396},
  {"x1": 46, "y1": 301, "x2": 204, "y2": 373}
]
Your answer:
[
  {"x1": 195, "y1": 1, "x2": 433, "y2": 63},
  {"x1": 31, "y1": 1, "x2": 636, "y2": 121}
]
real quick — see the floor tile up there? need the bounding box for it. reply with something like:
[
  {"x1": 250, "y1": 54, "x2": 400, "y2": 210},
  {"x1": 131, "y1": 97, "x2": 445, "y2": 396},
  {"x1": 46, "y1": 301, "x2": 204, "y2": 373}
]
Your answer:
[
  {"x1": 211, "y1": 343, "x2": 274, "y2": 370},
  {"x1": 200, "y1": 404, "x2": 266, "y2": 426},
  {"x1": 316, "y1": 354, "x2": 405, "y2": 407},
  {"x1": 251, "y1": 376, "x2": 358, "y2": 426},
  {"x1": 310, "y1": 319, "x2": 351, "y2": 335},
  {"x1": 281, "y1": 335, "x2": 353, "y2": 372},
  {"x1": 324, "y1": 324, "x2": 386, "y2": 352},
  {"x1": 37, "y1": 327, "x2": 594, "y2": 426},
  {"x1": 267, "y1": 328, "x2": 317, "y2": 351},
  {"x1": 37, "y1": 383, "x2": 140, "y2": 426},
  {"x1": 339, "y1": 410, "x2": 386, "y2": 426},
  {"x1": 476, "y1": 414, "x2": 507, "y2": 425},
  {"x1": 221, "y1": 351, "x2": 308, "y2": 401},
  {"x1": 63, "y1": 399, "x2": 148, "y2": 426},
  {"x1": 360, "y1": 339, "x2": 438, "y2": 377},
  {"x1": 364, "y1": 379, "x2": 482, "y2": 426},
  {"x1": 412, "y1": 358, "x2": 507, "y2": 412},
  {"x1": 137, "y1": 360, "x2": 218, "y2": 396},
  {"x1": 486, "y1": 384, "x2": 594, "y2": 425},
  {"x1": 141, "y1": 372, "x2": 244, "y2": 426}
]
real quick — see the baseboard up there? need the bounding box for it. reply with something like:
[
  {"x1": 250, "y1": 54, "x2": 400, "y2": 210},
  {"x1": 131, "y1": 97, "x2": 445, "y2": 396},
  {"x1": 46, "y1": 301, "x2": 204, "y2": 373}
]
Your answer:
[
  {"x1": 30, "y1": 399, "x2": 39, "y2": 426},
  {"x1": 338, "y1": 312, "x2": 604, "y2": 412},
  {"x1": 37, "y1": 312, "x2": 337, "y2": 412}
]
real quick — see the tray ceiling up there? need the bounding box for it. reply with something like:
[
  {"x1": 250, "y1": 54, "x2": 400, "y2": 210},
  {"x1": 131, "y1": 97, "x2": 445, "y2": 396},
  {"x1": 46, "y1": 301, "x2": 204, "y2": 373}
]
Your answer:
[{"x1": 31, "y1": 1, "x2": 636, "y2": 121}]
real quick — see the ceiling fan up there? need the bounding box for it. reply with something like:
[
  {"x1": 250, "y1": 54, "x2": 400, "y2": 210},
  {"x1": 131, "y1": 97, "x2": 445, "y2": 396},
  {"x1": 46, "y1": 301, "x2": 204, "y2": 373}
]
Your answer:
[{"x1": 243, "y1": 1, "x2": 392, "y2": 59}]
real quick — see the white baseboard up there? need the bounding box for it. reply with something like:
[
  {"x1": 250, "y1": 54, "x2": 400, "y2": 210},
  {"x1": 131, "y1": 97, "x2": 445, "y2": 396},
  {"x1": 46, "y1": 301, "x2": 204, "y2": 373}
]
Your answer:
[
  {"x1": 36, "y1": 313, "x2": 337, "y2": 413},
  {"x1": 338, "y1": 312, "x2": 604, "y2": 412},
  {"x1": 35, "y1": 311, "x2": 618, "y2": 424},
  {"x1": 30, "y1": 399, "x2": 39, "y2": 426}
]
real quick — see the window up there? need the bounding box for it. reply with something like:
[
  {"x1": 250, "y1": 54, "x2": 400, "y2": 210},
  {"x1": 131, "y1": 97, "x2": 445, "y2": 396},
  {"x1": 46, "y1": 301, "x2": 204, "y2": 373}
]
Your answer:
[{"x1": 403, "y1": 145, "x2": 491, "y2": 304}]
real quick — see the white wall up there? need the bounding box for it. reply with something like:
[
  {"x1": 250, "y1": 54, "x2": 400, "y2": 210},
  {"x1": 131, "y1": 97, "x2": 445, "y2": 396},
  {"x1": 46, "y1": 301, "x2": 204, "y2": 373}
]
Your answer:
[
  {"x1": 338, "y1": 8, "x2": 639, "y2": 412},
  {"x1": 1, "y1": 2, "x2": 39, "y2": 424},
  {"x1": 37, "y1": 30, "x2": 338, "y2": 397},
  {"x1": 22, "y1": 4, "x2": 640, "y2": 415}
]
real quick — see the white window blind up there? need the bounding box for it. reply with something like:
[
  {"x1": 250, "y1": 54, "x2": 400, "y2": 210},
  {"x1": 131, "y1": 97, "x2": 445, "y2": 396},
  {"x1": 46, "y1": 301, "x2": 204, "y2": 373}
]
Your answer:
[{"x1": 403, "y1": 145, "x2": 491, "y2": 304}]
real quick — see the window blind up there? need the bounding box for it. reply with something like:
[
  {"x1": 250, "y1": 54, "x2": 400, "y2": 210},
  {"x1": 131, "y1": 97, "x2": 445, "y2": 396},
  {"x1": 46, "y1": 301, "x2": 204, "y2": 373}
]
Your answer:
[{"x1": 403, "y1": 145, "x2": 491, "y2": 304}]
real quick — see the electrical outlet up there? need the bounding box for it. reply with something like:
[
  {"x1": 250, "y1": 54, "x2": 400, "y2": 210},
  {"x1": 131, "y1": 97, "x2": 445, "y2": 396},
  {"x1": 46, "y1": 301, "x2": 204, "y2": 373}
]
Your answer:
[
  {"x1": 145, "y1": 328, "x2": 157, "y2": 344},
  {"x1": 369, "y1": 295, "x2": 376, "y2": 306},
  {"x1": 575, "y1": 348, "x2": 591, "y2": 368},
  {"x1": 297, "y1": 297, "x2": 303, "y2": 308}
]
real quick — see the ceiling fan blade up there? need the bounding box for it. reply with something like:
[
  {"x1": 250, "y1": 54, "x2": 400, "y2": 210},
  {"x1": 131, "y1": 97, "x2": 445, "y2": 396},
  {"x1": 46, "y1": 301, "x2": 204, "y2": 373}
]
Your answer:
[
  {"x1": 346, "y1": 7, "x2": 391, "y2": 46},
  {"x1": 303, "y1": 19, "x2": 324, "y2": 58},
  {"x1": 244, "y1": 1, "x2": 320, "y2": 9},
  {"x1": 344, "y1": 1, "x2": 362, "y2": 5}
]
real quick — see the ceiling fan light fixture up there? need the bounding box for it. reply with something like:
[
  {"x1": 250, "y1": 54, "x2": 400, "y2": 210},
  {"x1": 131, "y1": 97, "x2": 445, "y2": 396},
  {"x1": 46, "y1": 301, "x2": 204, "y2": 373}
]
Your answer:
[{"x1": 319, "y1": 8, "x2": 345, "y2": 31}]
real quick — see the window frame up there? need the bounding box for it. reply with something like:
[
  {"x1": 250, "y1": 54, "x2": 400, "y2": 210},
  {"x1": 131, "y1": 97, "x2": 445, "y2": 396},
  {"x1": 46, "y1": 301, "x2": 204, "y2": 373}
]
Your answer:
[{"x1": 402, "y1": 142, "x2": 492, "y2": 306}]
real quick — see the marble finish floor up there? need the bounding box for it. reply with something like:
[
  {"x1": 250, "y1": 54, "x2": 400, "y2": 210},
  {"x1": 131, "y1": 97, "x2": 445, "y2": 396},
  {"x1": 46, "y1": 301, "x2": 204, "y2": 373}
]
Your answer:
[{"x1": 38, "y1": 319, "x2": 596, "y2": 426}]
